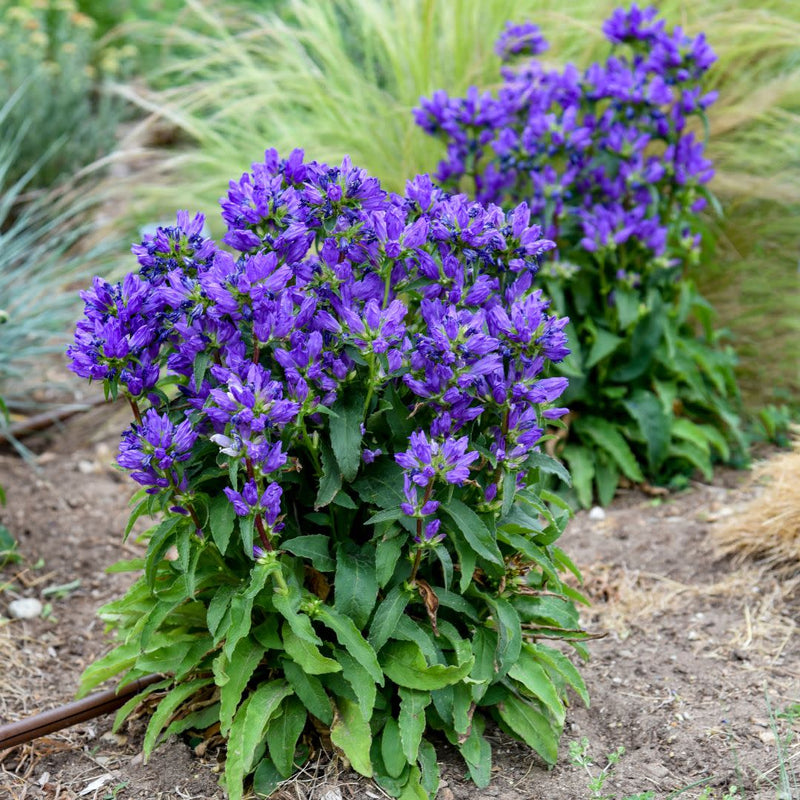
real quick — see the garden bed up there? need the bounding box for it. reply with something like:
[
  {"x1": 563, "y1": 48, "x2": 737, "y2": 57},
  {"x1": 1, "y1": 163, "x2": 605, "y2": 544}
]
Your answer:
[{"x1": 1, "y1": 405, "x2": 797, "y2": 800}]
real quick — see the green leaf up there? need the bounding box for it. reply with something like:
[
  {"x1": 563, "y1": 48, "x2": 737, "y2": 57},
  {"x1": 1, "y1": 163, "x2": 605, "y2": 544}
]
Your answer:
[
  {"x1": 316, "y1": 606, "x2": 383, "y2": 683},
  {"x1": 368, "y1": 583, "x2": 411, "y2": 653},
  {"x1": 398, "y1": 686, "x2": 431, "y2": 763},
  {"x1": 441, "y1": 497, "x2": 503, "y2": 566},
  {"x1": 252, "y1": 758, "x2": 284, "y2": 799},
  {"x1": 615, "y1": 287, "x2": 641, "y2": 330},
  {"x1": 207, "y1": 585, "x2": 236, "y2": 641},
  {"x1": 668, "y1": 439, "x2": 713, "y2": 481},
  {"x1": 112, "y1": 678, "x2": 171, "y2": 734},
  {"x1": 509, "y1": 652, "x2": 566, "y2": 725},
  {"x1": 560, "y1": 444, "x2": 595, "y2": 509},
  {"x1": 225, "y1": 680, "x2": 292, "y2": 800},
  {"x1": 272, "y1": 592, "x2": 322, "y2": 645},
  {"x1": 529, "y1": 643, "x2": 589, "y2": 707},
  {"x1": 282, "y1": 621, "x2": 341, "y2": 675},
  {"x1": 335, "y1": 542, "x2": 379, "y2": 630},
  {"x1": 330, "y1": 391, "x2": 364, "y2": 481},
  {"x1": 399, "y1": 767, "x2": 428, "y2": 800},
  {"x1": 417, "y1": 738, "x2": 440, "y2": 798},
  {"x1": 483, "y1": 595, "x2": 522, "y2": 679},
  {"x1": 353, "y1": 460, "x2": 407, "y2": 509},
  {"x1": 585, "y1": 327, "x2": 624, "y2": 369},
  {"x1": 209, "y1": 492, "x2": 236, "y2": 554},
  {"x1": 375, "y1": 528, "x2": 405, "y2": 587},
  {"x1": 161, "y1": 701, "x2": 221, "y2": 742},
  {"x1": 458, "y1": 715, "x2": 492, "y2": 788},
  {"x1": 240, "y1": 680, "x2": 292, "y2": 772},
  {"x1": 217, "y1": 636, "x2": 266, "y2": 737},
  {"x1": 281, "y1": 534, "x2": 336, "y2": 572},
  {"x1": 143, "y1": 677, "x2": 213, "y2": 761},
  {"x1": 469, "y1": 627, "x2": 497, "y2": 703},
  {"x1": 331, "y1": 697, "x2": 373, "y2": 777},
  {"x1": 593, "y1": 452, "x2": 620, "y2": 508},
  {"x1": 282, "y1": 658, "x2": 333, "y2": 725},
  {"x1": 623, "y1": 389, "x2": 670, "y2": 472},
  {"x1": 497, "y1": 694, "x2": 559, "y2": 764},
  {"x1": 315, "y1": 439, "x2": 342, "y2": 509},
  {"x1": 381, "y1": 718, "x2": 407, "y2": 779},
  {"x1": 337, "y1": 647, "x2": 377, "y2": 720},
  {"x1": 267, "y1": 695, "x2": 307, "y2": 777},
  {"x1": 522, "y1": 450, "x2": 572, "y2": 487},
  {"x1": 575, "y1": 416, "x2": 644, "y2": 483},
  {"x1": 380, "y1": 640, "x2": 473, "y2": 690},
  {"x1": 144, "y1": 515, "x2": 184, "y2": 588}
]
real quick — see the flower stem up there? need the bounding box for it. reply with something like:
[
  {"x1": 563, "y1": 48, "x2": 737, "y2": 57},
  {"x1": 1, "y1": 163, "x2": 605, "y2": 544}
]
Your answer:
[{"x1": 127, "y1": 396, "x2": 142, "y2": 425}]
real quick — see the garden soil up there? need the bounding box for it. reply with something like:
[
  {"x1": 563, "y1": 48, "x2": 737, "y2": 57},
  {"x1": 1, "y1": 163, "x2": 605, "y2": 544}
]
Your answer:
[{"x1": 1, "y1": 401, "x2": 798, "y2": 800}]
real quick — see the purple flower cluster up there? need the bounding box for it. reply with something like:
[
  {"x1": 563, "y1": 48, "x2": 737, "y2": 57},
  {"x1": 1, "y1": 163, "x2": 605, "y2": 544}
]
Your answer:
[
  {"x1": 69, "y1": 148, "x2": 569, "y2": 555},
  {"x1": 415, "y1": 5, "x2": 717, "y2": 275}
]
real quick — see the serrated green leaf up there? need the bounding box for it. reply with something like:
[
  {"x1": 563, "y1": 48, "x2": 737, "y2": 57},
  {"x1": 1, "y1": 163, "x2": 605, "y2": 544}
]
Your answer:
[
  {"x1": 441, "y1": 497, "x2": 503, "y2": 566},
  {"x1": 398, "y1": 686, "x2": 430, "y2": 763},
  {"x1": 523, "y1": 450, "x2": 572, "y2": 487},
  {"x1": 375, "y1": 528, "x2": 404, "y2": 587},
  {"x1": 529, "y1": 643, "x2": 589, "y2": 706},
  {"x1": 330, "y1": 391, "x2": 364, "y2": 481},
  {"x1": 315, "y1": 439, "x2": 342, "y2": 509},
  {"x1": 483, "y1": 594, "x2": 521, "y2": 679},
  {"x1": 267, "y1": 695, "x2": 307, "y2": 777},
  {"x1": 335, "y1": 542, "x2": 379, "y2": 630},
  {"x1": 398, "y1": 766, "x2": 429, "y2": 800},
  {"x1": 623, "y1": 389, "x2": 670, "y2": 472},
  {"x1": 381, "y1": 718, "x2": 407, "y2": 779},
  {"x1": 497, "y1": 694, "x2": 559, "y2": 764},
  {"x1": 331, "y1": 697, "x2": 373, "y2": 777},
  {"x1": 143, "y1": 677, "x2": 213, "y2": 761},
  {"x1": 207, "y1": 584, "x2": 236, "y2": 642},
  {"x1": 381, "y1": 640, "x2": 473, "y2": 690},
  {"x1": 272, "y1": 592, "x2": 322, "y2": 645},
  {"x1": 209, "y1": 492, "x2": 236, "y2": 554},
  {"x1": 282, "y1": 621, "x2": 341, "y2": 675},
  {"x1": 458, "y1": 715, "x2": 491, "y2": 788},
  {"x1": 615, "y1": 287, "x2": 641, "y2": 330},
  {"x1": 112, "y1": 678, "x2": 171, "y2": 734},
  {"x1": 417, "y1": 738, "x2": 440, "y2": 798},
  {"x1": 78, "y1": 641, "x2": 139, "y2": 697},
  {"x1": 469, "y1": 627, "x2": 497, "y2": 703},
  {"x1": 337, "y1": 647, "x2": 377, "y2": 720},
  {"x1": 353, "y1": 459, "x2": 407, "y2": 510},
  {"x1": 509, "y1": 652, "x2": 566, "y2": 725},
  {"x1": 161, "y1": 701, "x2": 221, "y2": 742},
  {"x1": 316, "y1": 606, "x2": 383, "y2": 684},
  {"x1": 575, "y1": 416, "x2": 644, "y2": 483},
  {"x1": 282, "y1": 658, "x2": 333, "y2": 725},
  {"x1": 368, "y1": 583, "x2": 411, "y2": 653},
  {"x1": 281, "y1": 534, "x2": 336, "y2": 572},
  {"x1": 217, "y1": 636, "x2": 267, "y2": 737}
]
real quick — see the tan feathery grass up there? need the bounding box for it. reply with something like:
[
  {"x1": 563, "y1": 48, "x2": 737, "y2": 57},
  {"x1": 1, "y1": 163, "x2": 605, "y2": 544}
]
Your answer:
[{"x1": 713, "y1": 436, "x2": 800, "y2": 576}]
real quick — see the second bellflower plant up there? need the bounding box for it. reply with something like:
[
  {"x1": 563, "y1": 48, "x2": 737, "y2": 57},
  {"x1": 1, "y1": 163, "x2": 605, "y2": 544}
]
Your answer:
[
  {"x1": 416, "y1": 5, "x2": 745, "y2": 506},
  {"x1": 69, "y1": 149, "x2": 585, "y2": 799}
]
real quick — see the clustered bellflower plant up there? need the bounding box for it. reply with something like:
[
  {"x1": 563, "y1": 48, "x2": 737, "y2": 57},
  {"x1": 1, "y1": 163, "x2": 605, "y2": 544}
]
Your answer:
[
  {"x1": 416, "y1": 5, "x2": 746, "y2": 507},
  {"x1": 69, "y1": 149, "x2": 589, "y2": 798}
]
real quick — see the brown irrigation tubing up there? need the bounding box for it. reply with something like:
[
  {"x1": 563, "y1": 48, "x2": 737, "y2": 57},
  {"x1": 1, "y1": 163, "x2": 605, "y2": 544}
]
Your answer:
[{"x1": 0, "y1": 673, "x2": 164, "y2": 751}]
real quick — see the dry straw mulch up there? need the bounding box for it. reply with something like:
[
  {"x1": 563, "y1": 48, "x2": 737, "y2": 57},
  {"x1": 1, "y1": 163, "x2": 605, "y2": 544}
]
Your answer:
[{"x1": 713, "y1": 433, "x2": 800, "y2": 577}]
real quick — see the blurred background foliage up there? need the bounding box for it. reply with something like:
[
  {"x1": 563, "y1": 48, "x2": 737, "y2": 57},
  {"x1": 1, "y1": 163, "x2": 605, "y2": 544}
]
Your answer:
[{"x1": 0, "y1": 0, "x2": 797, "y2": 435}]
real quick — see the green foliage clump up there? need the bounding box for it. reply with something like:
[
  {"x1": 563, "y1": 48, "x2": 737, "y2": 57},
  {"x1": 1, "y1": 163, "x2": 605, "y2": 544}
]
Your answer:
[
  {"x1": 0, "y1": 0, "x2": 135, "y2": 190},
  {"x1": 415, "y1": 7, "x2": 747, "y2": 505}
]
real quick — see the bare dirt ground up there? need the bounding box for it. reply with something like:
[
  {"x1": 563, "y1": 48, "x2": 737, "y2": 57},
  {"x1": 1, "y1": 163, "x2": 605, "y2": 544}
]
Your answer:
[{"x1": 1, "y1": 402, "x2": 798, "y2": 800}]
